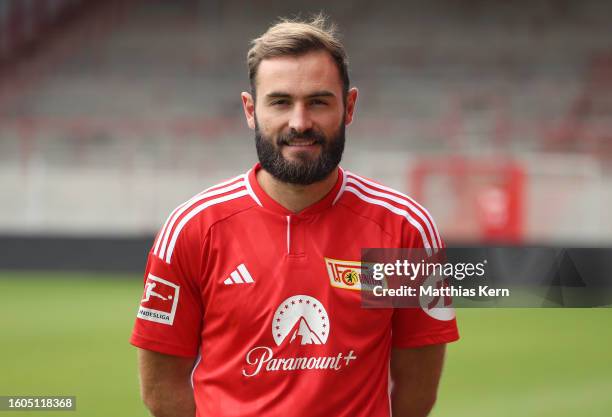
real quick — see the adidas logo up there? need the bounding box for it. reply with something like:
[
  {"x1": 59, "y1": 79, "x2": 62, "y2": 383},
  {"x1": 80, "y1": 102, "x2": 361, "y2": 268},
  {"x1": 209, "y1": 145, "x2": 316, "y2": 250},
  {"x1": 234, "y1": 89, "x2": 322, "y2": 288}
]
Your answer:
[{"x1": 223, "y1": 264, "x2": 254, "y2": 285}]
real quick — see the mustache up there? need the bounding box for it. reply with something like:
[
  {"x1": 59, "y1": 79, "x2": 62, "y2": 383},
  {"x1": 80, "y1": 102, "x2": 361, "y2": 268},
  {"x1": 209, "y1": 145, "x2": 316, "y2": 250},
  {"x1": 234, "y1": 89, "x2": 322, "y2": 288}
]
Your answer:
[{"x1": 277, "y1": 130, "x2": 326, "y2": 146}]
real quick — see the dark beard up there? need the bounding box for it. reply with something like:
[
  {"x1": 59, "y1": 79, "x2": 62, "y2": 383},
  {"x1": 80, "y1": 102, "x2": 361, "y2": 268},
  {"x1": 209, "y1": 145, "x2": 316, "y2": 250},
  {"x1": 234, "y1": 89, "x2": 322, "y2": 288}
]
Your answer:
[{"x1": 254, "y1": 118, "x2": 345, "y2": 185}]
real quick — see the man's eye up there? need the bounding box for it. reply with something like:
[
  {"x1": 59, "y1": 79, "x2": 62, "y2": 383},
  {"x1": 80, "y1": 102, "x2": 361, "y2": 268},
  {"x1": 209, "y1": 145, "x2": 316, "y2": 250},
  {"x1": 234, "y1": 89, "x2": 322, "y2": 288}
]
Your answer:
[
  {"x1": 271, "y1": 100, "x2": 289, "y2": 106},
  {"x1": 310, "y1": 99, "x2": 328, "y2": 106}
]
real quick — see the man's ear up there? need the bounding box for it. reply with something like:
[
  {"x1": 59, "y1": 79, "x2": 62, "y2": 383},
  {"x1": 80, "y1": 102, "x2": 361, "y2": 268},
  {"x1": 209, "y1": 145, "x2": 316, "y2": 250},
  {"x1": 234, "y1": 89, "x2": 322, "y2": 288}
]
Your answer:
[
  {"x1": 344, "y1": 87, "x2": 359, "y2": 126},
  {"x1": 241, "y1": 92, "x2": 256, "y2": 130}
]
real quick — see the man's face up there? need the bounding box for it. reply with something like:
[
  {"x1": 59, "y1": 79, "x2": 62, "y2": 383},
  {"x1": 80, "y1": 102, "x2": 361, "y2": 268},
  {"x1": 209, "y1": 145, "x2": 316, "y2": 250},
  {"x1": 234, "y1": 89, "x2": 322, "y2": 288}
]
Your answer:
[{"x1": 242, "y1": 50, "x2": 358, "y2": 185}]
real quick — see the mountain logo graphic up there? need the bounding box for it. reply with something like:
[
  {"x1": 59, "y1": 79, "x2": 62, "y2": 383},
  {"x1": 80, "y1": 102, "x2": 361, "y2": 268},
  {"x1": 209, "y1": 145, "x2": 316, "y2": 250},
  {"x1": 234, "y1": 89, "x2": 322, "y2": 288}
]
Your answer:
[{"x1": 272, "y1": 295, "x2": 329, "y2": 346}]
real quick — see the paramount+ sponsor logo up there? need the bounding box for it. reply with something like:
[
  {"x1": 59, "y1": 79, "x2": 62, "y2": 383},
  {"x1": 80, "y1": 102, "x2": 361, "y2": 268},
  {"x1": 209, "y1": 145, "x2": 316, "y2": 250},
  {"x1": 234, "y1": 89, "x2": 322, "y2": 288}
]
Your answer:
[
  {"x1": 242, "y1": 347, "x2": 357, "y2": 377},
  {"x1": 242, "y1": 295, "x2": 357, "y2": 377}
]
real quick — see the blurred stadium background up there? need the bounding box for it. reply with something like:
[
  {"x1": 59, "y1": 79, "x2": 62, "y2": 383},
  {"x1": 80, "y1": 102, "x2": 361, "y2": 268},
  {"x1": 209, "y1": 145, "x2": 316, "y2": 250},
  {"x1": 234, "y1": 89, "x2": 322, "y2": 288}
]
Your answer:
[{"x1": 0, "y1": 1, "x2": 610, "y2": 416}]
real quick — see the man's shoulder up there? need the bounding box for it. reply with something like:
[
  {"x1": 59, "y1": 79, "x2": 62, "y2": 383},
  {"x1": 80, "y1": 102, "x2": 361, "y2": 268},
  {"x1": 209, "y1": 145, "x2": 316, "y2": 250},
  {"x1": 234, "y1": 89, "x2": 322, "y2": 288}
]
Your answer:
[
  {"x1": 176, "y1": 172, "x2": 261, "y2": 223},
  {"x1": 338, "y1": 170, "x2": 442, "y2": 250},
  {"x1": 151, "y1": 173, "x2": 258, "y2": 263},
  {"x1": 339, "y1": 170, "x2": 430, "y2": 219}
]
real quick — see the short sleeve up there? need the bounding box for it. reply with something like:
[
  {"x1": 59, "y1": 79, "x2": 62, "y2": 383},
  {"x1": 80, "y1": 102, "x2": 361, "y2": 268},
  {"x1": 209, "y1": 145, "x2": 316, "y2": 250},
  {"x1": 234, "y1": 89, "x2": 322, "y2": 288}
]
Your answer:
[
  {"x1": 391, "y1": 307, "x2": 459, "y2": 348},
  {"x1": 391, "y1": 210, "x2": 459, "y2": 348},
  {"x1": 129, "y1": 228, "x2": 204, "y2": 357}
]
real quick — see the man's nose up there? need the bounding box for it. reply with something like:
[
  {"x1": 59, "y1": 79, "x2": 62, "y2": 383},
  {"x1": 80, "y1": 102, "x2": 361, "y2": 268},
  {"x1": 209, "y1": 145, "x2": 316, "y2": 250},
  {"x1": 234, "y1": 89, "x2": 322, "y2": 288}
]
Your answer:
[{"x1": 288, "y1": 104, "x2": 313, "y2": 133}]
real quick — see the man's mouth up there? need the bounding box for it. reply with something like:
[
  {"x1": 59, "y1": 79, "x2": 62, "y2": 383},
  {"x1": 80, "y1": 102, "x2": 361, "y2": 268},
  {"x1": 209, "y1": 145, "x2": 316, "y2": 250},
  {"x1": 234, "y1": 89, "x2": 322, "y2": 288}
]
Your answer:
[
  {"x1": 280, "y1": 136, "x2": 322, "y2": 147},
  {"x1": 286, "y1": 139, "x2": 318, "y2": 146}
]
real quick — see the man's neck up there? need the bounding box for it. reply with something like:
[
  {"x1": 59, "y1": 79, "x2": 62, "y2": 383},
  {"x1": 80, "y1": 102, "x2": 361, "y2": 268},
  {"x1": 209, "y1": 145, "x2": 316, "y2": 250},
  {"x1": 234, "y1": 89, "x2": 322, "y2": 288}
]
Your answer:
[{"x1": 256, "y1": 168, "x2": 339, "y2": 213}]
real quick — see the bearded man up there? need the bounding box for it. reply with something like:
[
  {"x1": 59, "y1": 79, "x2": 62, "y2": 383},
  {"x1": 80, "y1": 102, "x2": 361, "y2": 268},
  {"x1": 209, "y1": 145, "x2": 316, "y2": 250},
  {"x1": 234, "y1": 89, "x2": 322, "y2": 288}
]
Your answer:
[{"x1": 131, "y1": 15, "x2": 459, "y2": 417}]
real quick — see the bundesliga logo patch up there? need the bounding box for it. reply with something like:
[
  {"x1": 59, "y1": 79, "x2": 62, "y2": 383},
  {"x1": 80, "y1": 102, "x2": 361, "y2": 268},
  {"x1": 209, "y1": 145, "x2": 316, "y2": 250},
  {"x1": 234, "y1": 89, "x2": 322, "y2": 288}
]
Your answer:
[
  {"x1": 137, "y1": 274, "x2": 180, "y2": 325},
  {"x1": 324, "y1": 257, "x2": 372, "y2": 291}
]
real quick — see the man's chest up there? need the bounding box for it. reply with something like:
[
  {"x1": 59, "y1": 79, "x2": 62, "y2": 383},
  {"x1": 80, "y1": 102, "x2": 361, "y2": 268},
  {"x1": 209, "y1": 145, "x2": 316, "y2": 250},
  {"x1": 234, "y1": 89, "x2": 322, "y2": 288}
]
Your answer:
[{"x1": 198, "y1": 212, "x2": 395, "y2": 349}]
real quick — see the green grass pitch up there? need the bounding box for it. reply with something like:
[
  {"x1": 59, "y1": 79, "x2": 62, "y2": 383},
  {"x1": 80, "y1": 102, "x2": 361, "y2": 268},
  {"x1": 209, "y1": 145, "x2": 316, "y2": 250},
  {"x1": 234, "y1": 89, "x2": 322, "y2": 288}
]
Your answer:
[{"x1": 0, "y1": 272, "x2": 611, "y2": 417}]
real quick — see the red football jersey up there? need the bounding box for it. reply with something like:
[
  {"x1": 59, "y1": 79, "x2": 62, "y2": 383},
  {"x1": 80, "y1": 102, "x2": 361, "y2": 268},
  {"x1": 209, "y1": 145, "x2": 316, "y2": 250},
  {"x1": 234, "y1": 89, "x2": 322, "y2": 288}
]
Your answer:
[{"x1": 130, "y1": 163, "x2": 459, "y2": 417}]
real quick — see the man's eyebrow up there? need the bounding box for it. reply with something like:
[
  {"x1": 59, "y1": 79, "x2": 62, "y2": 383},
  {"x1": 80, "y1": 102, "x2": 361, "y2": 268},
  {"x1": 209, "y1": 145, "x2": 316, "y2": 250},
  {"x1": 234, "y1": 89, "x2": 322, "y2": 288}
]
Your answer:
[
  {"x1": 265, "y1": 92, "x2": 291, "y2": 99},
  {"x1": 306, "y1": 91, "x2": 336, "y2": 98},
  {"x1": 265, "y1": 91, "x2": 336, "y2": 99}
]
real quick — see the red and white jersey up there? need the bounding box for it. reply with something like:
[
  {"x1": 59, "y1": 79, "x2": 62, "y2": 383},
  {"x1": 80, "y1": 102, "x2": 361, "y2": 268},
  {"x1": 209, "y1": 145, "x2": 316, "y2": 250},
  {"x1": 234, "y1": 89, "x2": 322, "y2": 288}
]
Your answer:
[{"x1": 130, "y1": 163, "x2": 459, "y2": 417}]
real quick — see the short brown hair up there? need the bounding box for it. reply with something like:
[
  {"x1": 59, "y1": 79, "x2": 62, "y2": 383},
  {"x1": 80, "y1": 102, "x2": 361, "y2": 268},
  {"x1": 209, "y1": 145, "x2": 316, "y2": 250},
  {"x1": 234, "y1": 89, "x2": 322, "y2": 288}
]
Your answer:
[{"x1": 247, "y1": 14, "x2": 349, "y2": 99}]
